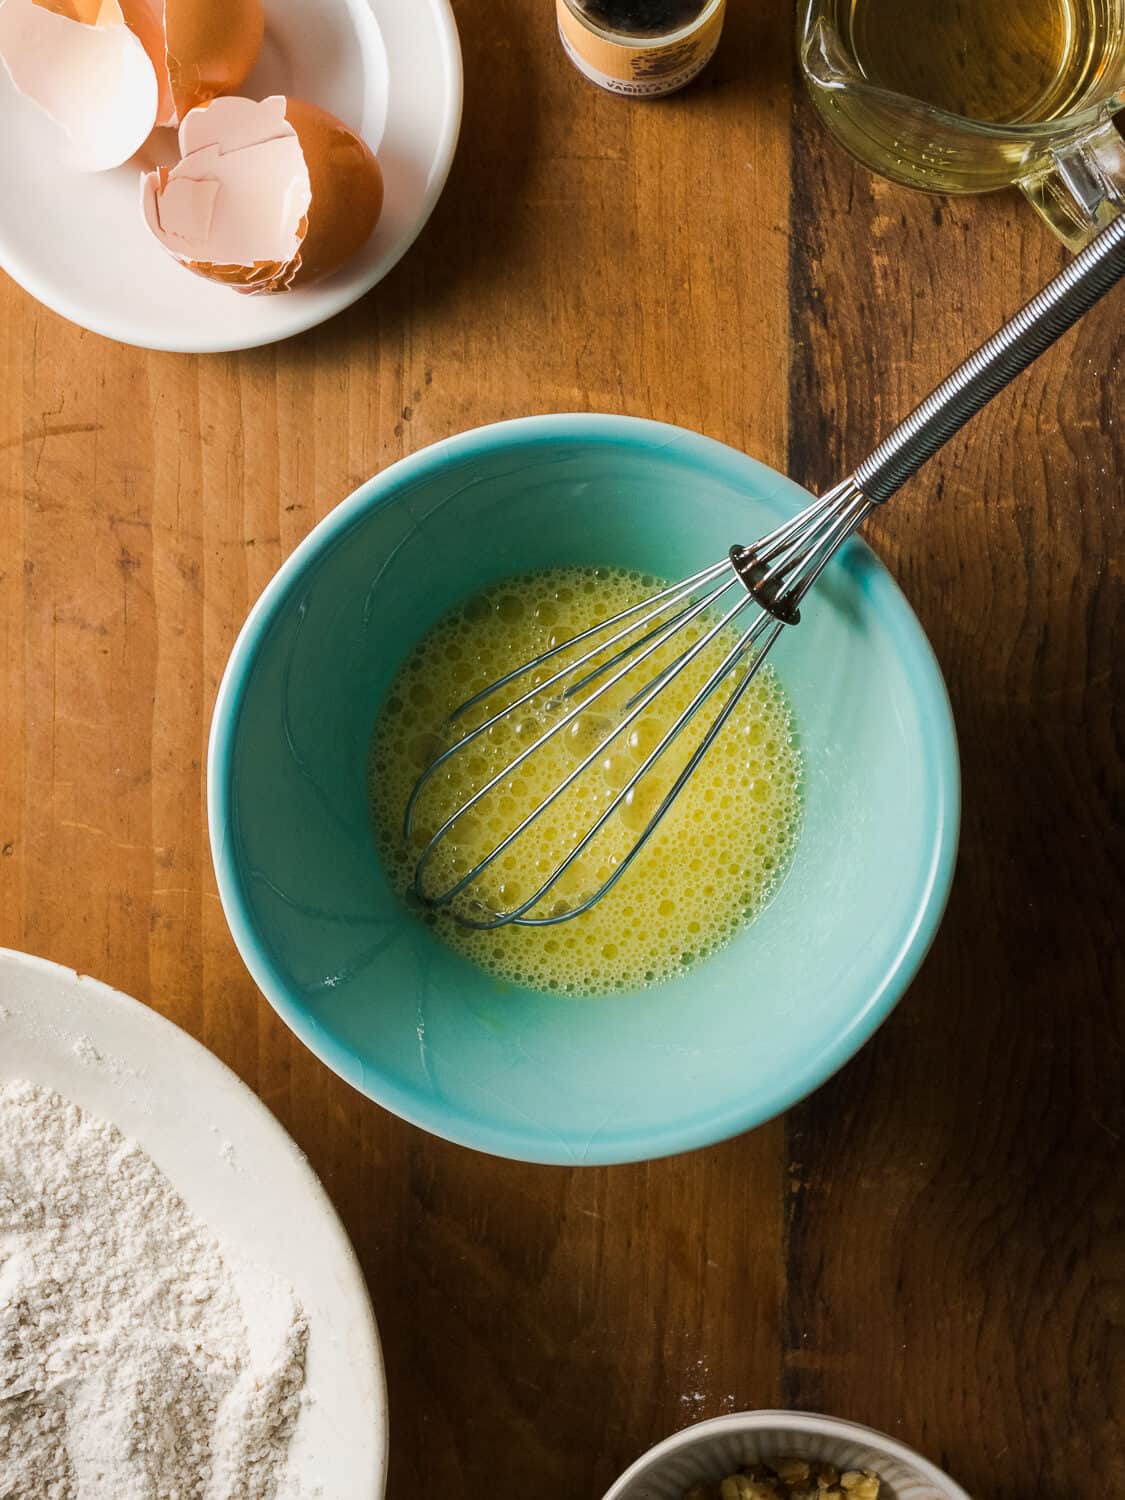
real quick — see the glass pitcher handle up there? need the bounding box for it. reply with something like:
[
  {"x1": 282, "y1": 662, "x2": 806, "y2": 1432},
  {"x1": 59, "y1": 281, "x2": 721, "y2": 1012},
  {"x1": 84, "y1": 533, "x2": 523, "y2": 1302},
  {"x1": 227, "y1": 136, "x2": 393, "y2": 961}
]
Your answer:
[{"x1": 1020, "y1": 119, "x2": 1125, "y2": 251}]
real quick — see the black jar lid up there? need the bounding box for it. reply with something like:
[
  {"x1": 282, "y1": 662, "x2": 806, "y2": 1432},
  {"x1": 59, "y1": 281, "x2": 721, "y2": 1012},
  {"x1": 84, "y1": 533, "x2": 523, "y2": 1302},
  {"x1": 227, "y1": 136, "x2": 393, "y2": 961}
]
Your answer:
[{"x1": 572, "y1": 0, "x2": 711, "y2": 39}]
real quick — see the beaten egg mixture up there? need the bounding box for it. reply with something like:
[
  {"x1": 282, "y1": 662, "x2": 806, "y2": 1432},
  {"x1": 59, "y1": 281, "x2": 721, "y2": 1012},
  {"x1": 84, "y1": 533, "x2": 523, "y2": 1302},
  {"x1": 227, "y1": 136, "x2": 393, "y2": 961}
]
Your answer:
[{"x1": 369, "y1": 566, "x2": 802, "y2": 995}]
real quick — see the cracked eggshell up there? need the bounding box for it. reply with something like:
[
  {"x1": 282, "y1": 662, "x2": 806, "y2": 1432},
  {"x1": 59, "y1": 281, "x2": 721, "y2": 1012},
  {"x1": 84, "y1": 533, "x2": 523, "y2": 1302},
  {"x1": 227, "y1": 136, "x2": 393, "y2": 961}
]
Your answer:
[
  {"x1": 142, "y1": 95, "x2": 384, "y2": 294},
  {"x1": 119, "y1": 0, "x2": 263, "y2": 127},
  {"x1": 280, "y1": 98, "x2": 384, "y2": 286},
  {"x1": 0, "y1": 0, "x2": 159, "y2": 171}
]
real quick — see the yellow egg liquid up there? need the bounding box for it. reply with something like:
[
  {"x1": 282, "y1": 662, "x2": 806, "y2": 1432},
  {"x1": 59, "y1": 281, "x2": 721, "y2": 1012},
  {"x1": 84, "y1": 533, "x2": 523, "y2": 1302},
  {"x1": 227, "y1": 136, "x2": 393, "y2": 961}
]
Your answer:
[{"x1": 368, "y1": 566, "x2": 802, "y2": 996}]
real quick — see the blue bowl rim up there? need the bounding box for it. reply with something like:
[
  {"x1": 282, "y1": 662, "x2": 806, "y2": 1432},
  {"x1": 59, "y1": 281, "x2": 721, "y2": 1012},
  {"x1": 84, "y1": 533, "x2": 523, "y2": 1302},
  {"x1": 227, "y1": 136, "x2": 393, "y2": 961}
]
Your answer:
[{"x1": 207, "y1": 413, "x2": 961, "y2": 1166}]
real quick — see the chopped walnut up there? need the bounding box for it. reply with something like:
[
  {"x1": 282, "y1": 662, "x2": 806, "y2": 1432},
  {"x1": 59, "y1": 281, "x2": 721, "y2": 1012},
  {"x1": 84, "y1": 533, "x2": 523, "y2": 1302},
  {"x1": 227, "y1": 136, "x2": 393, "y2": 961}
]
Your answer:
[
  {"x1": 840, "y1": 1472, "x2": 880, "y2": 1500},
  {"x1": 684, "y1": 1457, "x2": 881, "y2": 1500},
  {"x1": 774, "y1": 1460, "x2": 811, "y2": 1486}
]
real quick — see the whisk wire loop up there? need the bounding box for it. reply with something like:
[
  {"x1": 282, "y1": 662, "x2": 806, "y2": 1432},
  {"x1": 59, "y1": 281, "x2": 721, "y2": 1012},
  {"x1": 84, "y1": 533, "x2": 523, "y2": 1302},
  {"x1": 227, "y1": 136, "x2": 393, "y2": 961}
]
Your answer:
[
  {"x1": 504, "y1": 615, "x2": 788, "y2": 928},
  {"x1": 410, "y1": 578, "x2": 768, "y2": 920},
  {"x1": 407, "y1": 570, "x2": 743, "y2": 861},
  {"x1": 404, "y1": 566, "x2": 737, "y2": 846}
]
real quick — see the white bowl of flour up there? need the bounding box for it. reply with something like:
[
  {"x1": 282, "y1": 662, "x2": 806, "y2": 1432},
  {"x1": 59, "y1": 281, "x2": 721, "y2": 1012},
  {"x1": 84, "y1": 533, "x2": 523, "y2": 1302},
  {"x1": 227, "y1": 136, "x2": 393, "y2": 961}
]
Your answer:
[{"x1": 0, "y1": 948, "x2": 386, "y2": 1500}]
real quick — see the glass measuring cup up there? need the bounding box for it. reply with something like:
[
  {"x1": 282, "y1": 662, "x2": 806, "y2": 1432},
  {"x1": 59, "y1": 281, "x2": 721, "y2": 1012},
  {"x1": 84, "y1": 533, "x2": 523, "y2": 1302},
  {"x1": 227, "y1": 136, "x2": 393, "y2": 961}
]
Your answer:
[{"x1": 798, "y1": 0, "x2": 1125, "y2": 248}]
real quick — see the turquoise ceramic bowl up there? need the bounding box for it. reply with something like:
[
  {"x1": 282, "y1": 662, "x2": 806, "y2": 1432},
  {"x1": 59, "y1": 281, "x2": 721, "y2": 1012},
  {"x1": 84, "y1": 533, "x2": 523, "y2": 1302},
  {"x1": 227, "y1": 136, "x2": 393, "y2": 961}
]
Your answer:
[{"x1": 208, "y1": 415, "x2": 959, "y2": 1165}]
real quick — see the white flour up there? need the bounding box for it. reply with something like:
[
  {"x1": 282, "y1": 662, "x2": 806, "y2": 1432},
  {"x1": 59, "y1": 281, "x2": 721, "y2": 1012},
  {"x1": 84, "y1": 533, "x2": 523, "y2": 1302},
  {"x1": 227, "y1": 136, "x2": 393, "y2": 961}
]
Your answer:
[{"x1": 0, "y1": 1080, "x2": 308, "y2": 1500}]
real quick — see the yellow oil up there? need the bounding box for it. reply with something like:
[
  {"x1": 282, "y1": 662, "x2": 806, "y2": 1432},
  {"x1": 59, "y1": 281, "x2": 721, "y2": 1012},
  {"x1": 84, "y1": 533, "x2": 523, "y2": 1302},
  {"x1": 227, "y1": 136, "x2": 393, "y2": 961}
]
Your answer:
[
  {"x1": 845, "y1": 0, "x2": 1125, "y2": 124},
  {"x1": 368, "y1": 566, "x2": 802, "y2": 997},
  {"x1": 803, "y1": 0, "x2": 1125, "y2": 196}
]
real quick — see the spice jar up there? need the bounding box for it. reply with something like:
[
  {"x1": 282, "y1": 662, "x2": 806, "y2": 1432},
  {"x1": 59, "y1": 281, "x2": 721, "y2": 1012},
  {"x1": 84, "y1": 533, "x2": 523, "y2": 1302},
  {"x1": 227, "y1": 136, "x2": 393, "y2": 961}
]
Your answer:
[{"x1": 557, "y1": 0, "x2": 726, "y2": 98}]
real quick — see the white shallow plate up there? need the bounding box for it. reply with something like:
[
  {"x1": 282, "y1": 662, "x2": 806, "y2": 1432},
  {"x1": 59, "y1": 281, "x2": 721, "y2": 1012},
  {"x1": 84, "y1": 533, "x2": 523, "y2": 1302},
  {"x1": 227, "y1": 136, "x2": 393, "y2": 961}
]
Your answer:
[
  {"x1": 0, "y1": 0, "x2": 462, "y2": 352},
  {"x1": 0, "y1": 947, "x2": 387, "y2": 1499}
]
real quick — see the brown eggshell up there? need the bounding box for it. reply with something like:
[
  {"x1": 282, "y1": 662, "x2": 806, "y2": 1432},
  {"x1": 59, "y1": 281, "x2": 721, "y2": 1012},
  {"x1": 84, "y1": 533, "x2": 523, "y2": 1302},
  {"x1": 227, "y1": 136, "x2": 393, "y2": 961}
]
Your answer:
[
  {"x1": 164, "y1": 0, "x2": 263, "y2": 119},
  {"x1": 120, "y1": 0, "x2": 263, "y2": 124},
  {"x1": 283, "y1": 97, "x2": 383, "y2": 286},
  {"x1": 142, "y1": 94, "x2": 383, "y2": 293},
  {"x1": 166, "y1": 0, "x2": 264, "y2": 117}
]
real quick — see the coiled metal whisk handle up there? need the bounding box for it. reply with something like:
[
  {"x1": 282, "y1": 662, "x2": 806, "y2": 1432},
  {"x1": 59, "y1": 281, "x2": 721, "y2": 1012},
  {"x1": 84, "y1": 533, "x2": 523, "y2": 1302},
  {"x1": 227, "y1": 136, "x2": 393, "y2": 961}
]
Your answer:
[{"x1": 854, "y1": 213, "x2": 1125, "y2": 506}]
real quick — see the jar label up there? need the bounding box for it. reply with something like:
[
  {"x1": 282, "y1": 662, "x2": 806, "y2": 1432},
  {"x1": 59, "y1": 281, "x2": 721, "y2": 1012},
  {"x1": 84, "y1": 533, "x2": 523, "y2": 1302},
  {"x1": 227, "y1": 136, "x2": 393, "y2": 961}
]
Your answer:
[{"x1": 556, "y1": 0, "x2": 726, "y2": 97}]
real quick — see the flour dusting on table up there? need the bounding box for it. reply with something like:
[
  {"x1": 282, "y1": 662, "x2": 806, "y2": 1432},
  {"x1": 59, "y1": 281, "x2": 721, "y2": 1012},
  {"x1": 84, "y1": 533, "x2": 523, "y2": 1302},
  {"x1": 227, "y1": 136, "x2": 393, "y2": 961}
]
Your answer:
[{"x1": 0, "y1": 1079, "x2": 308, "y2": 1499}]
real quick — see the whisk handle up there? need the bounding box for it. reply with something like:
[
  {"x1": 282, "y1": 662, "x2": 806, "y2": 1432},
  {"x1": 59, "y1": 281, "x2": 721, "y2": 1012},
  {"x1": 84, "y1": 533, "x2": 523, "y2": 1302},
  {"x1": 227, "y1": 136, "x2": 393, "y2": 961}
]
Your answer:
[{"x1": 853, "y1": 214, "x2": 1125, "y2": 505}]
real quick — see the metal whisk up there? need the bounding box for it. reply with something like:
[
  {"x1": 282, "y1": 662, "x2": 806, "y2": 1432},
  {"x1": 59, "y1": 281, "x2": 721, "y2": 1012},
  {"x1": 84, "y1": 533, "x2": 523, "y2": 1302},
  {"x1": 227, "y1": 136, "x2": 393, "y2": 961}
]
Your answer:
[{"x1": 408, "y1": 215, "x2": 1125, "y2": 929}]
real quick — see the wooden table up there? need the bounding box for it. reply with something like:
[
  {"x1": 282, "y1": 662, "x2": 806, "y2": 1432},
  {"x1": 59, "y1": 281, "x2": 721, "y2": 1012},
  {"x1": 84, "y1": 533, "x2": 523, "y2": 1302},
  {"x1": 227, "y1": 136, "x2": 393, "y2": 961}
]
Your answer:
[{"x1": 2, "y1": 3, "x2": 1123, "y2": 1495}]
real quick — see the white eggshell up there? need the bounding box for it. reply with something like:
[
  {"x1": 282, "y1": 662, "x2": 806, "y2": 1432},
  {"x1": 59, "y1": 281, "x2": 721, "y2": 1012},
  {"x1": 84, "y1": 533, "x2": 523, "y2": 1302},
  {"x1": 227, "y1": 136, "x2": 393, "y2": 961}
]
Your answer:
[
  {"x1": 0, "y1": 0, "x2": 158, "y2": 172},
  {"x1": 142, "y1": 96, "x2": 311, "y2": 280}
]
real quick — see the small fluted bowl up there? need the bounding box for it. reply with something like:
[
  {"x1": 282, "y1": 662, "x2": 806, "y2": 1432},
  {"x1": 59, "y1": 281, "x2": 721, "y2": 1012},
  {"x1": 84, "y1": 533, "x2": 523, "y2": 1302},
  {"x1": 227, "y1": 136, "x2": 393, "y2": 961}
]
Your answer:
[{"x1": 602, "y1": 1411, "x2": 971, "y2": 1500}]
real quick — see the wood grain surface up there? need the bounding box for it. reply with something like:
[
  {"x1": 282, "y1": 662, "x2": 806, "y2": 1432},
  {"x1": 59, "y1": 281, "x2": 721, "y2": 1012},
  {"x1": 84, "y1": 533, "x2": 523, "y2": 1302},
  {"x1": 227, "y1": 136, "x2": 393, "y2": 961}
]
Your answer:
[{"x1": 1, "y1": 2, "x2": 1123, "y2": 1497}]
